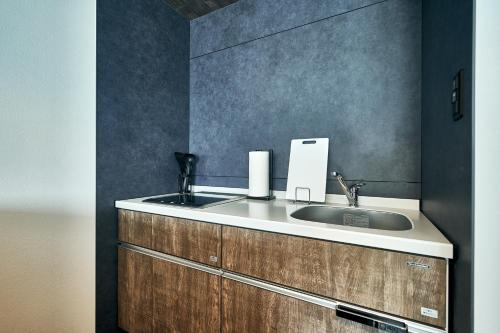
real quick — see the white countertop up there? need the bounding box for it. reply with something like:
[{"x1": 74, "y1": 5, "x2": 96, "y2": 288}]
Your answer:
[{"x1": 115, "y1": 192, "x2": 453, "y2": 259}]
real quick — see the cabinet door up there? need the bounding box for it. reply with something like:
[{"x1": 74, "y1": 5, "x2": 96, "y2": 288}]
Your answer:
[
  {"x1": 152, "y1": 215, "x2": 221, "y2": 267},
  {"x1": 118, "y1": 209, "x2": 222, "y2": 267},
  {"x1": 118, "y1": 209, "x2": 153, "y2": 248},
  {"x1": 222, "y1": 226, "x2": 447, "y2": 328},
  {"x1": 152, "y1": 258, "x2": 220, "y2": 333},
  {"x1": 118, "y1": 248, "x2": 153, "y2": 333},
  {"x1": 119, "y1": 247, "x2": 221, "y2": 333},
  {"x1": 222, "y1": 278, "x2": 384, "y2": 333}
]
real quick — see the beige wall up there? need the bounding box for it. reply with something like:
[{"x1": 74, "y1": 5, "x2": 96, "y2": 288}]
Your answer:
[{"x1": 0, "y1": 1, "x2": 95, "y2": 332}]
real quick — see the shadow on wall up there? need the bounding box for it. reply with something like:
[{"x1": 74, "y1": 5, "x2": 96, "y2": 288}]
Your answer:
[{"x1": 0, "y1": 211, "x2": 95, "y2": 333}]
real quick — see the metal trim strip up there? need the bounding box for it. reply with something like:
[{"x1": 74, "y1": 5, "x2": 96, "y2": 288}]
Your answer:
[
  {"x1": 118, "y1": 243, "x2": 223, "y2": 276},
  {"x1": 222, "y1": 272, "x2": 338, "y2": 309},
  {"x1": 446, "y1": 258, "x2": 450, "y2": 332}
]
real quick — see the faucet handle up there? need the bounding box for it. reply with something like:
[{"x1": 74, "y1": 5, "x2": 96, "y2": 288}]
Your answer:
[
  {"x1": 331, "y1": 171, "x2": 341, "y2": 178},
  {"x1": 349, "y1": 181, "x2": 365, "y2": 193}
]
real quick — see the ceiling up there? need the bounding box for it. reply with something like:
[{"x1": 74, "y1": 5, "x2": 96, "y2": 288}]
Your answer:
[{"x1": 165, "y1": 0, "x2": 238, "y2": 20}]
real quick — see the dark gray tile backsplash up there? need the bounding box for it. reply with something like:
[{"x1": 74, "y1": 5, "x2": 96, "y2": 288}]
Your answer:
[
  {"x1": 190, "y1": 0, "x2": 422, "y2": 198},
  {"x1": 190, "y1": 0, "x2": 383, "y2": 58},
  {"x1": 96, "y1": 0, "x2": 189, "y2": 331}
]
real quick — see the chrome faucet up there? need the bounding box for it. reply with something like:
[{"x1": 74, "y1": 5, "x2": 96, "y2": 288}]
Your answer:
[{"x1": 331, "y1": 171, "x2": 365, "y2": 207}]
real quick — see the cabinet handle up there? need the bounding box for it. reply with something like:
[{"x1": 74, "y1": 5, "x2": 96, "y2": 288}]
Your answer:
[{"x1": 336, "y1": 305, "x2": 408, "y2": 333}]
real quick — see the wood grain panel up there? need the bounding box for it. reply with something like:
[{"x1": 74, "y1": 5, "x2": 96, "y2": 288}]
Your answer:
[
  {"x1": 118, "y1": 209, "x2": 153, "y2": 248},
  {"x1": 152, "y1": 215, "x2": 221, "y2": 267},
  {"x1": 152, "y1": 257, "x2": 220, "y2": 333},
  {"x1": 222, "y1": 278, "x2": 384, "y2": 333},
  {"x1": 222, "y1": 226, "x2": 447, "y2": 327},
  {"x1": 118, "y1": 248, "x2": 154, "y2": 332}
]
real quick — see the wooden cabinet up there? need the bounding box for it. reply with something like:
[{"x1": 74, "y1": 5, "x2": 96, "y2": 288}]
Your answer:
[
  {"x1": 222, "y1": 278, "x2": 384, "y2": 333},
  {"x1": 118, "y1": 210, "x2": 153, "y2": 249},
  {"x1": 153, "y1": 257, "x2": 220, "y2": 332},
  {"x1": 118, "y1": 247, "x2": 153, "y2": 332},
  {"x1": 222, "y1": 226, "x2": 447, "y2": 328},
  {"x1": 118, "y1": 209, "x2": 221, "y2": 267},
  {"x1": 118, "y1": 209, "x2": 449, "y2": 331},
  {"x1": 152, "y1": 214, "x2": 221, "y2": 267},
  {"x1": 118, "y1": 247, "x2": 220, "y2": 333}
]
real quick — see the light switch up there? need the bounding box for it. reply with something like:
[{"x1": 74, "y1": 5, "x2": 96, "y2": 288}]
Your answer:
[{"x1": 452, "y1": 69, "x2": 464, "y2": 121}]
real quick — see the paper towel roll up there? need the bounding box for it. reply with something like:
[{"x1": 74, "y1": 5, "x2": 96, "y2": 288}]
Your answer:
[
  {"x1": 247, "y1": 201, "x2": 271, "y2": 218},
  {"x1": 248, "y1": 151, "x2": 270, "y2": 198}
]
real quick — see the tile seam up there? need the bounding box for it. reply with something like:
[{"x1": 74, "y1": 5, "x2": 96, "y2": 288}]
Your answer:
[{"x1": 190, "y1": 0, "x2": 389, "y2": 60}]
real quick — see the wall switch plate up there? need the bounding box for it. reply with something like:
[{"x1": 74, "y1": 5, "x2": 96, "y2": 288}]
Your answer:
[{"x1": 451, "y1": 69, "x2": 464, "y2": 121}]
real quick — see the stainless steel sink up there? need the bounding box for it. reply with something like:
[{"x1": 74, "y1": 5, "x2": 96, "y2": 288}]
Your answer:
[{"x1": 290, "y1": 206, "x2": 413, "y2": 231}]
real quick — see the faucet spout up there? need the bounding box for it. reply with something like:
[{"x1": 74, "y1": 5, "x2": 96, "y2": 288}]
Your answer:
[{"x1": 331, "y1": 171, "x2": 365, "y2": 207}]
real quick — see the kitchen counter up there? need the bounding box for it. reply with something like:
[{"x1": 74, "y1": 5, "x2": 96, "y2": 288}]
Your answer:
[{"x1": 116, "y1": 193, "x2": 453, "y2": 259}]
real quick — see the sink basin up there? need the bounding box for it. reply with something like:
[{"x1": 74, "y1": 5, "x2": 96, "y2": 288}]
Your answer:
[{"x1": 290, "y1": 206, "x2": 413, "y2": 231}]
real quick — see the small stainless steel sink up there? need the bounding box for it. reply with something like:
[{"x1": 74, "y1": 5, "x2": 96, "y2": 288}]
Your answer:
[{"x1": 290, "y1": 206, "x2": 413, "y2": 231}]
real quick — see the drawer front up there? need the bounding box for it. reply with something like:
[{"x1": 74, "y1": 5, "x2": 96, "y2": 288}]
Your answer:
[
  {"x1": 118, "y1": 209, "x2": 221, "y2": 267},
  {"x1": 118, "y1": 209, "x2": 153, "y2": 248},
  {"x1": 152, "y1": 215, "x2": 221, "y2": 267},
  {"x1": 120, "y1": 311, "x2": 153, "y2": 333},
  {"x1": 119, "y1": 247, "x2": 220, "y2": 333},
  {"x1": 118, "y1": 248, "x2": 154, "y2": 332},
  {"x1": 153, "y1": 257, "x2": 220, "y2": 333},
  {"x1": 222, "y1": 226, "x2": 447, "y2": 328},
  {"x1": 222, "y1": 278, "x2": 384, "y2": 333}
]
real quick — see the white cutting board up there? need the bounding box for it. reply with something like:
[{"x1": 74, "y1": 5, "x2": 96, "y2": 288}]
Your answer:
[{"x1": 286, "y1": 138, "x2": 329, "y2": 202}]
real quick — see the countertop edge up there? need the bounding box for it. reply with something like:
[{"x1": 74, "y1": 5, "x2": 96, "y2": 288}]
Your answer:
[{"x1": 115, "y1": 199, "x2": 453, "y2": 259}]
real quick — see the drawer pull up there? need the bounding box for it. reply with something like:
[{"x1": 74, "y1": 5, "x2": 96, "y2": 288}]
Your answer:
[
  {"x1": 336, "y1": 305, "x2": 408, "y2": 333},
  {"x1": 407, "y1": 262, "x2": 430, "y2": 269}
]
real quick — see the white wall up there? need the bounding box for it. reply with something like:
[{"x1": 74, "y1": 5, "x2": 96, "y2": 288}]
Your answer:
[
  {"x1": 473, "y1": 1, "x2": 500, "y2": 332},
  {"x1": 0, "y1": 0, "x2": 95, "y2": 332}
]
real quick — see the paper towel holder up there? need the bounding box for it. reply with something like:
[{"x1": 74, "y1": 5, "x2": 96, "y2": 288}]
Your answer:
[{"x1": 247, "y1": 149, "x2": 275, "y2": 201}]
